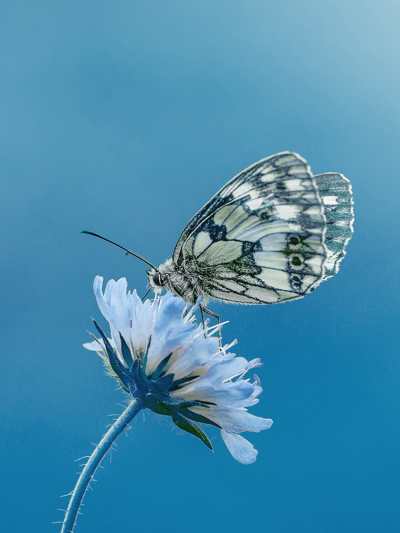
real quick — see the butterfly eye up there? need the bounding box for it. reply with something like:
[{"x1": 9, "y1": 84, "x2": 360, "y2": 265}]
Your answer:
[{"x1": 152, "y1": 272, "x2": 162, "y2": 286}]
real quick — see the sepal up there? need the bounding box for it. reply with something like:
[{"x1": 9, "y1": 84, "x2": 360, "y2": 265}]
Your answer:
[
  {"x1": 93, "y1": 320, "x2": 130, "y2": 391},
  {"x1": 171, "y1": 410, "x2": 213, "y2": 450},
  {"x1": 119, "y1": 334, "x2": 134, "y2": 368},
  {"x1": 148, "y1": 352, "x2": 172, "y2": 381},
  {"x1": 178, "y1": 408, "x2": 221, "y2": 429},
  {"x1": 153, "y1": 373, "x2": 174, "y2": 395}
]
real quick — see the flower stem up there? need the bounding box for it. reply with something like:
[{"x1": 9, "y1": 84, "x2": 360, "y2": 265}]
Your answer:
[{"x1": 61, "y1": 398, "x2": 143, "y2": 533}]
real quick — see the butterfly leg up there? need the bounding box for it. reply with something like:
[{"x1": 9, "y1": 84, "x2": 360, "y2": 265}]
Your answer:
[
  {"x1": 202, "y1": 306, "x2": 222, "y2": 348},
  {"x1": 200, "y1": 306, "x2": 206, "y2": 335}
]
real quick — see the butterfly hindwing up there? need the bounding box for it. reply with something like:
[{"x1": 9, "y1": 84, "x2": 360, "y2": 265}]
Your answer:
[
  {"x1": 173, "y1": 152, "x2": 331, "y2": 304},
  {"x1": 314, "y1": 173, "x2": 354, "y2": 278}
]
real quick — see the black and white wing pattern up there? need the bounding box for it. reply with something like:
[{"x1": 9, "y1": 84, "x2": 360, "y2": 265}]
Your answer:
[
  {"x1": 313, "y1": 173, "x2": 354, "y2": 278},
  {"x1": 172, "y1": 152, "x2": 353, "y2": 305}
]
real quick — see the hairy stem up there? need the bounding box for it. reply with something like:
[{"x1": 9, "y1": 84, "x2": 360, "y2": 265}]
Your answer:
[{"x1": 61, "y1": 398, "x2": 143, "y2": 533}]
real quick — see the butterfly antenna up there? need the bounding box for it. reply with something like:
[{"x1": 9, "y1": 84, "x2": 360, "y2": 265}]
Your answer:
[{"x1": 81, "y1": 230, "x2": 157, "y2": 270}]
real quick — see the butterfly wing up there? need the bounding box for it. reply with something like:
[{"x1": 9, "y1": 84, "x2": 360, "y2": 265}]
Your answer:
[
  {"x1": 313, "y1": 173, "x2": 354, "y2": 278},
  {"x1": 172, "y1": 152, "x2": 351, "y2": 305},
  {"x1": 174, "y1": 152, "x2": 318, "y2": 259}
]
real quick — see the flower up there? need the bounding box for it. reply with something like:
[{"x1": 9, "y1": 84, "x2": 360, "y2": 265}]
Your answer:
[{"x1": 84, "y1": 276, "x2": 273, "y2": 464}]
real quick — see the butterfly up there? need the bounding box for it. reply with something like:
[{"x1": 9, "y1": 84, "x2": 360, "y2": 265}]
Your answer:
[{"x1": 84, "y1": 151, "x2": 354, "y2": 326}]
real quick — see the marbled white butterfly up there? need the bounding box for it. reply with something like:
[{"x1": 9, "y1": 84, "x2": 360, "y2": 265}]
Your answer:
[{"x1": 84, "y1": 152, "x2": 354, "y2": 325}]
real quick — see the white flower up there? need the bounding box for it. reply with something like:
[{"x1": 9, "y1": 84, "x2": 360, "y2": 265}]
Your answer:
[{"x1": 84, "y1": 276, "x2": 273, "y2": 465}]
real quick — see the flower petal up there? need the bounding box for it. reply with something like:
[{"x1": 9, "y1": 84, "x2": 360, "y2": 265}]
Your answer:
[
  {"x1": 168, "y1": 333, "x2": 219, "y2": 381},
  {"x1": 83, "y1": 336, "x2": 116, "y2": 352},
  {"x1": 130, "y1": 290, "x2": 156, "y2": 353},
  {"x1": 203, "y1": 357, "x2": 261, "y2": 384},
  {"x1": 192, "y1": 406, "x2": 273, "y2": 433},
  {"x1": 93, "y1": 276, "x2": 111, "y2": 320},
  {"x1": 94, "y1": 277, "x2": 133, "y2": 356},
  {"x1": 221, "y1": 429, "x2": 258, "y2": 464},
  {"x1": 83, "y1": 338, "x2": 105, "y2": 351},
  {"x1": 107, "y1": 278, "x2": 131, "y2": 345},
  {"x1": 176, "y1": 380, "x2": 262, "y2": 408},
  {"x1": 146, "y1": 293, "x2": 194, "y2": 373}
]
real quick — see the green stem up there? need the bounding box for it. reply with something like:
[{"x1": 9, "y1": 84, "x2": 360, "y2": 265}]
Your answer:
[{"x1": 61, "y1": 398, "x2": 143, "y2": 533}]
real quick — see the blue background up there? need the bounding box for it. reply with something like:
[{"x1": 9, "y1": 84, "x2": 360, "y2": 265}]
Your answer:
[{"x1": 1, "y1": 1, "x2": 399, "y2": 531}]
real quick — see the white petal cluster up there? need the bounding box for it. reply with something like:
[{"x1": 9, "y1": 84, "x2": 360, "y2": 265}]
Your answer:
[{"x1": 85, "y1": 276, "x2": 272, "y2": 464}]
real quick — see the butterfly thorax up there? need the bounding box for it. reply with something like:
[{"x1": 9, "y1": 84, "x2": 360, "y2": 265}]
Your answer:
[{"x1": 148, "y1": 258, "x2": 207, "y2": 305}]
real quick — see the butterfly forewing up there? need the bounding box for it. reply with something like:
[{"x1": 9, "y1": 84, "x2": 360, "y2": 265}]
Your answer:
[
  {"x1": 173, "y1": 152, "x2": 331, "y2": 305},
  {"x1": 174, "y1": 153, "x2": 310, "y2": 261}
]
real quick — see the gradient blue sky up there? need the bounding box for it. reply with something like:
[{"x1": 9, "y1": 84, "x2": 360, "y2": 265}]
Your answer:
[{"x1": 1, "y1": 1, "x2": 399, "y2": 532}]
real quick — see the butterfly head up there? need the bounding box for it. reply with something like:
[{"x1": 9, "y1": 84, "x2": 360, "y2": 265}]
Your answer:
[{"x1": 147, "y1": 267, "x2": 167, "y2": 294}]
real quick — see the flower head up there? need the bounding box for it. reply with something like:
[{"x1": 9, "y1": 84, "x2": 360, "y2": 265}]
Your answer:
[{"x1": 84, "y1": 276, "x2": 273, "y2": 464}]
